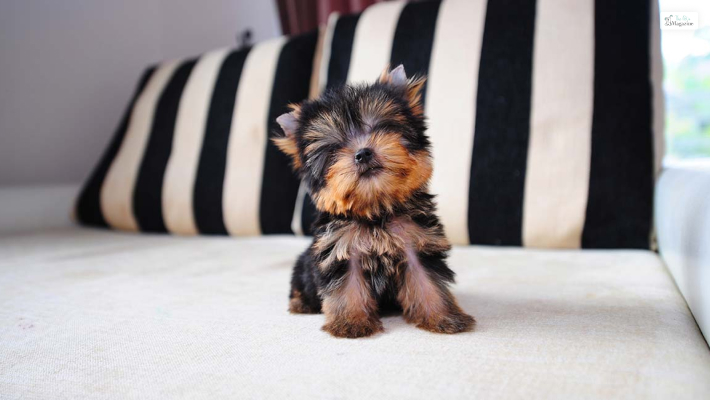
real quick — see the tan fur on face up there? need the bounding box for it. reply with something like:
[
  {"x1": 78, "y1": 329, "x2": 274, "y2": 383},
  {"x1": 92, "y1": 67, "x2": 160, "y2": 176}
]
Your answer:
[
  {"x1": 312, "y1": 133, "x2": 432, "y2": 218},
  {"x1": 309, "y1": 110, "x2": 348, "y2": 137},
  {"x1": 378, "y1": 66, "x2": 426, "y2": 117},
  {"x1": 358, "y1": 96, "x2": 406, "y2": 127},
  {"x1": 404, "y1": 77, "x2": 426, "y2": 117}
]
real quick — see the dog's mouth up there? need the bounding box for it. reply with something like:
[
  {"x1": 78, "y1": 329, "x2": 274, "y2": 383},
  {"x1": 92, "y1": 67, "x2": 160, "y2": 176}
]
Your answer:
[{"x1": 359, "y1": 165, "x2": 384, "y2": 178}]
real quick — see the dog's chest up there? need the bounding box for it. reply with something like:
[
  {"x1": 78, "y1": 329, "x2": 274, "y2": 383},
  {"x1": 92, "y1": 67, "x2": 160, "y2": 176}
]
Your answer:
[
  {"x1": 316, "y1": 215, "x2": 449, "y2": 274},
  {"x1": 316, "y1": 218, "x2": 422, "y2": 270}
]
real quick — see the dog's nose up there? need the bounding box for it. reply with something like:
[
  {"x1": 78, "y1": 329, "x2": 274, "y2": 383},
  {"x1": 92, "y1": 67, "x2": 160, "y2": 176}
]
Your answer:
[{"x1": 354, "y1": 148, "x2": 374, "y2": 164}]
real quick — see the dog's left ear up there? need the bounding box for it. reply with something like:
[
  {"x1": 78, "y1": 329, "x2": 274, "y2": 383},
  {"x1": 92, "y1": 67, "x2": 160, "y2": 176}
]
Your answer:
[
  {"x1": 273, "y1": 104, "x2": 302, "y2": 170},
  {"x1": 378, "y1": 64, "x2": 426, "y2": 116}
]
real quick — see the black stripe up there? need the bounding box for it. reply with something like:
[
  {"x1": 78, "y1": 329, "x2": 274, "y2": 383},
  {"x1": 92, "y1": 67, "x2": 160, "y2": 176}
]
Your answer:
[
  {"x1": 326, "y1": 13, "x2": 361, "y2": 89},
  {"x1": 467, "y1": 0, "x2": 537, "y2": 246},
  {"x1": 582, "y1": 0, "x2": 653, "y2": 249},
  {"x1": 260, "y1": 32, "x2": 318, "y2": 234},
  {"x1": 133, "y1": 60, "x2": 197, "y2": 232},
  {"x1": 193, "y1": 49, "x2": 250, "y2": 235},
  {"x1": 389, "y1": 0, "x2": 441, "y2": 108},
  {"x1": 301, "y1": 195, "x2": 318, "y2": 236},
  {"x1": 75, "y1": 67, "x2": 156, "y2": 227}
]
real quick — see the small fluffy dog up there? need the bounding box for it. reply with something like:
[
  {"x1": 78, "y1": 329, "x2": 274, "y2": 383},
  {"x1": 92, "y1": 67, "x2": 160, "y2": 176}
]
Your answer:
[{"x1": 274, "y1": 65, "x2": 475, "y2": 338}]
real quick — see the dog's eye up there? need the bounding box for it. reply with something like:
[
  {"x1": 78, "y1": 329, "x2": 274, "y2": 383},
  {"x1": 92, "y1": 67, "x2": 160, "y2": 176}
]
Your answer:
[{"x1": 306, "y1": 144, "x2": 340, "y2": 179}]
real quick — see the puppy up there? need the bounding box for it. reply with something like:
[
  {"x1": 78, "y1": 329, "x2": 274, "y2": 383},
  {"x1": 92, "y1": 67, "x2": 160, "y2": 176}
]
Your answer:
[{"x1": 274, "y1": 65, "x2": 475, "y2": 338}]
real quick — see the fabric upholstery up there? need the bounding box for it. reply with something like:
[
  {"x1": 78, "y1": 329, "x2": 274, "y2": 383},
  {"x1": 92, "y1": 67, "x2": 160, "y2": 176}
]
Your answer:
[
  {"x1": 74, "y1": 32, "x2": 318, "y2": 236},
  {"x1": 656, "y1": 165, "x2": 710, "y2": 345},
  {"x1": 296, "y1": 0, "x2": 665, "y2": 249},
  {"x1": 2, "y1": 228, "x2": 709, "y2": 399}
]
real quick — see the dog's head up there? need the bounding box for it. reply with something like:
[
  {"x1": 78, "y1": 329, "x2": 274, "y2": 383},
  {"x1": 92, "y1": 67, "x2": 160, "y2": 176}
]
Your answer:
[{"x1": 274, "y1": 65, "x2": 432, "y2": 219}]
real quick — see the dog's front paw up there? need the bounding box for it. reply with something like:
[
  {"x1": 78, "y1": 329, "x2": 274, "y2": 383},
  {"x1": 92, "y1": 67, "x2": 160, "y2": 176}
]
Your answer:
[
  {"x1": 322, "y1": 317, "x2": 384, "y2": 338},
  {"x1": 416, "y1": 310, "x2": 475, "y2": 334}
]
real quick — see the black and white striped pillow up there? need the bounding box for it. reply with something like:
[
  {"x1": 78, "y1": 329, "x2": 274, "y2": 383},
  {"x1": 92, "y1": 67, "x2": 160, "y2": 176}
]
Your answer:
[
  {"x1": 75, "y1": 32, "x2": 318, "y2": 235},
  {"x1": 292, "y1": 0, "x2": 664, "y2": 249}
]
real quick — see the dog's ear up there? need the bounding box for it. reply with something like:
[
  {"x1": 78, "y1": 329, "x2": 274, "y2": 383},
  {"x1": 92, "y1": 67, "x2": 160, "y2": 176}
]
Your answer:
[
  {"x1": 378, "y1": 64, "x2": 426, "y2": 116},
  {"x1": 378, "y1": 64, "x2": 408, "y2": 86},
  {"x1": 273, "y1": 104, "x2": 302, "y2": 170}
]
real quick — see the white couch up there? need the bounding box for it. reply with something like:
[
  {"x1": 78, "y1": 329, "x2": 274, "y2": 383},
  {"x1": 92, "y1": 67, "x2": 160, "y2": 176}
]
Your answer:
[{"x1": 1, "y1": 166, "x2": 709, "y2": 399}]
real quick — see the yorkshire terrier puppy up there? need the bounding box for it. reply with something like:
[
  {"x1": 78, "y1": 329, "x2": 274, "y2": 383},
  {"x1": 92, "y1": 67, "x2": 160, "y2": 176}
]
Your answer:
[{"x1": 274, "y1": 65, "x2": 475, "y2": 338}]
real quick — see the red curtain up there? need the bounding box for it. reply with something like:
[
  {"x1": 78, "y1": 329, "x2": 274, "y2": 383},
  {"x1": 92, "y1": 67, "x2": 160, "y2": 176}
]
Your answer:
[{"x1": 276, "y1": 0, "x2": 388, "y2": 35}]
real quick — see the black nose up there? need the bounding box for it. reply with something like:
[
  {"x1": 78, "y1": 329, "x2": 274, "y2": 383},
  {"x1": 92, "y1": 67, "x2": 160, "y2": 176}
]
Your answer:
[{"x1": 354, "y1": 148, "x2": 374, "y2": 164}]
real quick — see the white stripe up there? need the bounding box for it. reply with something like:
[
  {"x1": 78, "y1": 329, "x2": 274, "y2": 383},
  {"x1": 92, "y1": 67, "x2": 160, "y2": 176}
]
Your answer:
[
  {"x1": 222, "y1": 37, "x2": 287, "y2": 236},
  {"x1": 425, "y1": 0, "x2": 488, "y2": 245},
  {"x1": 100, "y1": 61, "x2": 180, "y2": 231},
  {"x1": 317, "y1": 13, "x2": 339, "y2": 94},
  {"x1": 162, "y1": 49, "x2": 230, "y2": 235},
  {"x1": 346, "y1": 1, "x2": 406, "y2": 85},
  {"x1": 522, "y1": 0, "x2": 595, "y2": 249},
  {"x1": 291, "y1": 180, "x2": 308, "y2": 236}
]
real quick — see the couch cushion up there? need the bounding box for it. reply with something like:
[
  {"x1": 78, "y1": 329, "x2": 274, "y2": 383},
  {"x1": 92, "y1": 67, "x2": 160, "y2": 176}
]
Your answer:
[
  {"x1": 75, "y1": 32, "x2": 318, "y2": 236},
  {"x1": 1, "y1": 229, "x2": 708, "y2": 399},
  {"x1": 295, "y1": 0, "x2": 665, "y2": 250},
  {"x1": 656, "y1": 166, "x2": 710, "y2": 346}
]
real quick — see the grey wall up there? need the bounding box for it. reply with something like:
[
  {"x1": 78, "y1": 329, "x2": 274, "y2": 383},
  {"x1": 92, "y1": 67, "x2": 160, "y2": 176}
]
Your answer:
[{"x1": 0, "y1": 0, "x2": 281, "y2": 185}]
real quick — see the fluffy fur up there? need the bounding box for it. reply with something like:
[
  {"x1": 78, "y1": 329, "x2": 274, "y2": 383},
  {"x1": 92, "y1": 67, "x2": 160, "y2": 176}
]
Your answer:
[{"x1": 274, "y1": 65, "x2": 475, "y2": 338}]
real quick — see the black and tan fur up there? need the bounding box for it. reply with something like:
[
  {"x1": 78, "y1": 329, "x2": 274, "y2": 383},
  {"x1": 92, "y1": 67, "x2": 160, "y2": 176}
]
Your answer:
[{"x1": 274, "y1": 65, "x2": 475, "y2": 338}]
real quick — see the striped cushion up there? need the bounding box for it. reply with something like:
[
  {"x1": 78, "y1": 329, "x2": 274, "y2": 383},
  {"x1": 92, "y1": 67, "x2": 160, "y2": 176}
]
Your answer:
[
  {"x1": 75, "y1": 32, "x2": 318, "y2": 235},
  {"x1": 293, "y1": 0, "x2": 664, "y2": 249}
]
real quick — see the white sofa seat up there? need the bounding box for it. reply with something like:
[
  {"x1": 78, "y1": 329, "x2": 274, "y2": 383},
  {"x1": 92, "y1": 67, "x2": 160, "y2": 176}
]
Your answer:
[{"x1": 2, "y1": 228, "x2": 709, "y2": 399}]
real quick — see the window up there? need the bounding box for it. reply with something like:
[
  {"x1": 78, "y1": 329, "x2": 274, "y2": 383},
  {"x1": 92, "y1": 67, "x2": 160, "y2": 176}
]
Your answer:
[{"x1": 661, "y1": 1, "x2": 710, "y2": 160}]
